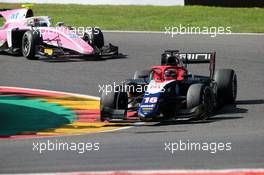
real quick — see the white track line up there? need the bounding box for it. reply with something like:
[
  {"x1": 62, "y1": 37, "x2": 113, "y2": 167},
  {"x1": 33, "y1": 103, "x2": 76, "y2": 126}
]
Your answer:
[
  {"x1": 0, "y1": 125, "x2": 135, "y2": 141},
  {"x1": 0, "y1": 86, "x2": 100, "y2": 100},
  {"x1": 104, "y1": 30, "x2": 264, "y2": 36},
  {"x1": 8, "y1": 168, "x2": 264, "y2": 175}
]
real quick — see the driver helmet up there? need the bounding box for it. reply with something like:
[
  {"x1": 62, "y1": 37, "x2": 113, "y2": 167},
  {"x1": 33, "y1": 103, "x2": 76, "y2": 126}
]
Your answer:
[
  {"x1": 165, "y1": 69, "x2": 177, "y2": 78},
  {"x1": 33, "y1": 18, "x2": 41, "y2": 27}
]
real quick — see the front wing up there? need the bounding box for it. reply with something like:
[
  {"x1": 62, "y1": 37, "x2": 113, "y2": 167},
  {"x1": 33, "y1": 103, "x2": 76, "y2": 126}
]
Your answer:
[
  {"x1": 35, "y1": 43, "x2": 118, "y2": 60},
  {"x1": 101, "y1": 104, "x2": 205, "y2": 122}
]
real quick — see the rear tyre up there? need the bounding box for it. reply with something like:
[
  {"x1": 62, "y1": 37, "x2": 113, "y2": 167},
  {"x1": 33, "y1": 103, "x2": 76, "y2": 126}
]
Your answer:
[
  {"x1": 214, "y1": 69, "x2": 237, "y2": 104},
  {"x1": 187, "y1": 83, "x2": 214, "y2": 120},
  {"x1": 100, "y1": 87, "x2": 128, "y2": 121},
  {"x1": 83, "y1": 27, "x2": 104, "y2": 49},
  {"x1": 22, "y1": 30, "x2": 42, "y2": 60}
]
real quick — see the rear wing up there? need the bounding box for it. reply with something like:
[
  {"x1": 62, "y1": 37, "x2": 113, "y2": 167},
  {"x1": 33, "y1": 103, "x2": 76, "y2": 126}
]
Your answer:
[
  {"x1": 164, "y1": 50, "x2": 216, "y2": 79},
  {"x1": 0, "y1": 8, "x2": 33, "y2": 21},
  {"x1": 178, "y1": 53, "x2": 213, "y2": 64},
  {"x1": 0, "y1": 9, "x2": 12, "y2": 11},
  {"x1": 0, "y1": 9, "x2": 11, "y2": 17}
]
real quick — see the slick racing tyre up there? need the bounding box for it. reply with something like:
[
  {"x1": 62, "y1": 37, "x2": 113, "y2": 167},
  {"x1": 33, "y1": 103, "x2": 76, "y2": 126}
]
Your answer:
[
  {"x1": 100, "y1": 87, "x2": 128, "y2": 121},
  {"x1": 83, "y1": 27, "x2": 104, "y2": 49},
  {"x1": 22, "y1": 30, "x2": 43, "y2": 60},
  {"x1": 214, "y1": 69, "x2": 237, "y2": 104},
  {"x1": 187, "y1": 83, "x2": 214, "y2": 120}
]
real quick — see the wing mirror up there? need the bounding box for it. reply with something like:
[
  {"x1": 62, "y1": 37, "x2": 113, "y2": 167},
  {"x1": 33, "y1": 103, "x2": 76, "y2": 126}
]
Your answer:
[
  {"x1": 183, "y1": 73, "x2": 192, "y2": 79},
  {"x1": 138, "y1": 74, "x2": 149, "y2": 79}
]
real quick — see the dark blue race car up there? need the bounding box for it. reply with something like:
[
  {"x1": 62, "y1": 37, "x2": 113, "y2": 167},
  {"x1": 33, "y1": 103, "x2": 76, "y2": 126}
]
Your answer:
[{"x1": 100, "y1": 50, "x2": 237, "y2": 122}]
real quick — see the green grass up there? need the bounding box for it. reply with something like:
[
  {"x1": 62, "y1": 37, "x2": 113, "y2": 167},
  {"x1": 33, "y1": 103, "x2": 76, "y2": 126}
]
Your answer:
[{"x1": 0, "y1": 3, "x2": 264, "y2": 33}]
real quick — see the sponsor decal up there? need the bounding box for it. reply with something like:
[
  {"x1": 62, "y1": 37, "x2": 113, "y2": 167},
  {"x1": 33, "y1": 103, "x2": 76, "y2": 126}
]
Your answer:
[
  {"x1": 68, "y1": 33, "x2": 79, "y2": 39},
  {"x1": 142, "y1": 107, "x2": 153, "y2": 112},
  {"x1": 9, "y1": 12, "x2": 19, "y2": 20},
  {"x1": 178, "y1": 53, "x2": 211, "y2": 60},
  {"x1": 140, "y1": 104, "x2": 155, "y2": 108}
]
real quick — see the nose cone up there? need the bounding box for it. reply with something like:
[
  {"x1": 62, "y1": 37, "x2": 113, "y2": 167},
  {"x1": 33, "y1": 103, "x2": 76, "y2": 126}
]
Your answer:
[
  {"x1": 138, "y1": 93, "x2": 161, "y2": 119},
  {"x1": 40, "y1": 27, "x2": 94, "y2": 55},
  {"x1": 75, "y1": 38, "x2": 94, "y2": 54},
  {"x1": 138, "y1": 103, "x2": 157, "y2": 118}
]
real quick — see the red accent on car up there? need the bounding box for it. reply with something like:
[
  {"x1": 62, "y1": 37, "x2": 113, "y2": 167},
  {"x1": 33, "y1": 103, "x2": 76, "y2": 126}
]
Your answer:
[{"x1": 150, "y1": 66, "x2": 188, "y2": 82}]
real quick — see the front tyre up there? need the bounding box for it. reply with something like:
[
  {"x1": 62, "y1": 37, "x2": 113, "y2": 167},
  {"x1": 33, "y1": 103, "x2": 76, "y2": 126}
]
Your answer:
[
  {"x1": 83, "y1": 27, "x2": 104, "y2": 49},
  {"x1": 22, "y1": 31, "x2": 43, "y2": 60},
  {"x1": 187, "y1": 84, "x2": 214, "y2": 120},
  {"x1": 100, "y1": 88, "x2": 128, "y2": 121}
]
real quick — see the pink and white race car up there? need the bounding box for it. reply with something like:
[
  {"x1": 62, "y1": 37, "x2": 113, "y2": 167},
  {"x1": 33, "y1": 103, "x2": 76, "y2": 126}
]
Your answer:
[{"x1": 0, "y1": 8, "x2": 118, "y2": 60}]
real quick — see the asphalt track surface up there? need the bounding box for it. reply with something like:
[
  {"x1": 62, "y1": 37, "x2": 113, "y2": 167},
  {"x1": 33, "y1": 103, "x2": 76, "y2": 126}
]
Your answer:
[{"x1": 0, "y1": 32, "x2": 264, "y2": 173}]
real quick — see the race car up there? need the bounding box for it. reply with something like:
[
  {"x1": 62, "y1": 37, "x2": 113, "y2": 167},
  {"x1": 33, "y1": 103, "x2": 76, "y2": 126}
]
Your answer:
[
  {"x1": 0, "y1": 7, "x2": 118, "y2": 60},
  {"x1": 100, "y1": 50, "x2": 237, "y2": 122}
]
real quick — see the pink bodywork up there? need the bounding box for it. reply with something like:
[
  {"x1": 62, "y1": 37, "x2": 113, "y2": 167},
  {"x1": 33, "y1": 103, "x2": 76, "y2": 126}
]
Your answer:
[{"x1": 0, "y1": 8, "x2": 94, "y2": 54}]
